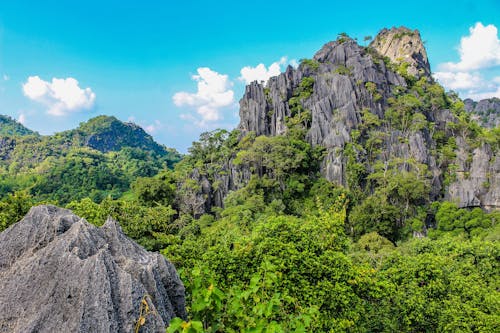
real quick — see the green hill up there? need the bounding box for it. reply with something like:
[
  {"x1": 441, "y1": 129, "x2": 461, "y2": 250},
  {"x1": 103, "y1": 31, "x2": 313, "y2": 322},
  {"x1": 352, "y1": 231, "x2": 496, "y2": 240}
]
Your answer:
[
  {"x1": 0, "y1": 115, "x2": 38, "y2": 137},
  {"x1": 0, "y1": 115, "x2": 181, "y2": 204}
]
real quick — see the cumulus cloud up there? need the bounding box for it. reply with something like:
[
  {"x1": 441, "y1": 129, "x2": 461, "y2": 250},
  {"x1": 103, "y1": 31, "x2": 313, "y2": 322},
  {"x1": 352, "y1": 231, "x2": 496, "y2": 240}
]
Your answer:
[
  {"x1": 144, "y1": 120, "x2": 163, "y2": 134},
  {"x1": 440, "y1": 23, "x2": 500, "y2": 72},
  {"x1": 3, "y1": 74, "x2": 9, "y2": 81},
  {"x1": 22, "y1": 76, "x2": 96, "y2": 116},
  {"x1": 173, "y1": 67, "x2": 234, "y2": 124},
  {"x1": 433, "y1": 71, "x2": 483, "y2": 90},
  {"x1": 18, "y1": 113, "x2": 26, "y2": 125},
  {"x1": 239, "y1": 57, "x2": 288, "y2": 85},
  {"x1": 433, "y1": 23, "x2": 500, "y2": 101}
]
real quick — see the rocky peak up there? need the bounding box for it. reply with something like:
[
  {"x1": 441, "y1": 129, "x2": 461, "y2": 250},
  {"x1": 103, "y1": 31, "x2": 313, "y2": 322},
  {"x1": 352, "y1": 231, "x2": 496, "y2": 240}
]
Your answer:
[
  {"x1": 0, "y1": 205, "x2": 186, "y2": 333},
  {"x1": 464, "y1": 97, "x2": 500, "y2": 128},
  {"x1": 370, "y1": 26, "x2": 431, "y2": 78}
]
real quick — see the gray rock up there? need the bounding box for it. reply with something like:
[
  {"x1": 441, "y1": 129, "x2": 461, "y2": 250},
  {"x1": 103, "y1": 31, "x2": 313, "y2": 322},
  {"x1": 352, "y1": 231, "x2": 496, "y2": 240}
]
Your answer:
[
  {"x1": 0, "y1": 205, "x2": 186, "y2": 333},
  {"x1": 464, "y1": 97, "x2": 500, "y2": 128},
  {"x1": 447, "y1": 143, "x2": 500, "y2": 210}
]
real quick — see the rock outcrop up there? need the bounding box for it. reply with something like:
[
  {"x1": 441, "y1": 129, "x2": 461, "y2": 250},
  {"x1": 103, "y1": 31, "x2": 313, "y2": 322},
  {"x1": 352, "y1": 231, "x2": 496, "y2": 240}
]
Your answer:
[
  {"x1": 181, "y1": 26, "x2": 499, "y2": 214},
  {"x1": 464, "y1": 97, "x2": 500, "y2": 128},
  {"x1": 0, "y1": 205, "x2": 186, "y2": 333},
  {"x1": 370, "y1": 26, "x2": 431, "y2": 78}
]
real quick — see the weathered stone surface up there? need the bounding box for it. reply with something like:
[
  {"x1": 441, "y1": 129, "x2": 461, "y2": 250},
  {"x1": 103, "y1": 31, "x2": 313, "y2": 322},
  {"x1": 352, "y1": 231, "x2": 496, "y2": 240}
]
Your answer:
[
  {"x1": 447, "y1": 142, "x2": 500, "y2": 210},
  {"x1": 464, "y1": 97, "x2": 500, "y2": 128},
  {"x1": 370, "y1": 26, "x2": 431, "y2": 78},
  {"x1": 0, "y1": 205, "x2": 186, "y2": 333},
  {"x1": 238, "y1": 37, "x2": 409, "y2": 185}
]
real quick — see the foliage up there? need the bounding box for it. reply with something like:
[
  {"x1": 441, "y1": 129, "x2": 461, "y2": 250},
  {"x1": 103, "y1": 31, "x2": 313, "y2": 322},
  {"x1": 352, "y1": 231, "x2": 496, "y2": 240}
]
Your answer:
[
  {"x1": 0, "y1": 115, "x2": 38, "y2": 136},
  {"x1": 299, "y1": 58, "x2": 319, "y2": 71}
]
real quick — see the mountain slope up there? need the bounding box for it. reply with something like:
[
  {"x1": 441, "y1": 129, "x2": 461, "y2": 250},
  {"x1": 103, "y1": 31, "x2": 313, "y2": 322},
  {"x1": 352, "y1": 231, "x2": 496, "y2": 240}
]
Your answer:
[
  {"x1": 0, "y1": 115, "x2": 38, "y2": 137},
  {"x1": 64, "y1": 115, "x2": 171, "y2": 154},
  {"x1": 0, "y1": 116, "x2": 181, "y2": 204},
  {"x1": 175, "y1": 27, "x2": 499, "y2": 226},
  {"x1": 464, "y1": 97, "x2": 500, "y2": 128}
]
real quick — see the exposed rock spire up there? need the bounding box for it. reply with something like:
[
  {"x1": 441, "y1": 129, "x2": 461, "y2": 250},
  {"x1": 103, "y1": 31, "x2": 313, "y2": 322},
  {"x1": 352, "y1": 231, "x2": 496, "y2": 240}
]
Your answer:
[{"x1": 370, "y1": 26, "x2": 431, "y2": 78}]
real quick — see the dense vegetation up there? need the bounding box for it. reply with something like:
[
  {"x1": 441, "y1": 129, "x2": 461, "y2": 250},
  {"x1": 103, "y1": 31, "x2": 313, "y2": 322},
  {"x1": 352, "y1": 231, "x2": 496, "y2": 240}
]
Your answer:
[
  {"x1": 1, "y1": 41, "x2": 499, "y2": 332},
  {"x1": 0, "y1": 115, "x2": 38, "y2": 136},
  {"x1": 0, "y1": 116, "x2": 181, "y2": 205}
]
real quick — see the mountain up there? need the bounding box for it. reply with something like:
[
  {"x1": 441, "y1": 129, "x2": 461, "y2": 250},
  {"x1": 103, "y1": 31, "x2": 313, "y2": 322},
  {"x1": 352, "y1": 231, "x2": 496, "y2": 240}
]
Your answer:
[
  {"x1": 63, "y1": 115, "x2": 172, "y2": 155},
  {"x1": 0, "y1": 116, "x2": 181, "y2": 204},
  {"x1": 176, "y1": 26, "x2": 500, "y2": 221},
  {"x1": 0, "y1": 115, "x2": 38, "y2": 137},
  {"x1": 0, "y1": 205, "x2": 186, "y2": 332},
  {"x1": 464, "y1": 97, "x2": 500, "y2": 128},
  {"x1": 1, "y1": 27, "x2": 498, "y2": 332},
  {"x1": 0, "y1": 115, "x2": 180, "y2": 163}
]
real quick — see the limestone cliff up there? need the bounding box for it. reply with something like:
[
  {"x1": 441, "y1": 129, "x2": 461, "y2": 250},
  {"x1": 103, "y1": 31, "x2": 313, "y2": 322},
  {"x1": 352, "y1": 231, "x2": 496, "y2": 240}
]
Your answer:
[
  {"x1": 370, "y1": 27, "x2": 431, "y2": 78},
  {"x1": 464, "y1": 97, "x2": 500, "y2": 128},
  {"x1": 0, "y1": 205, "x2": 186, "y2": 333},
  {"x1": 181, "y1": 27, "x2": 499, "y2": 214}
]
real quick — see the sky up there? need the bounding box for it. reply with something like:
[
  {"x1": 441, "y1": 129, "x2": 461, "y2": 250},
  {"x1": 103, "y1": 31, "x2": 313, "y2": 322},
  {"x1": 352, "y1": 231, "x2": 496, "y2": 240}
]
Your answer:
[{"x1": 0, "y1": 0, "x2": 499, "y2": 152}]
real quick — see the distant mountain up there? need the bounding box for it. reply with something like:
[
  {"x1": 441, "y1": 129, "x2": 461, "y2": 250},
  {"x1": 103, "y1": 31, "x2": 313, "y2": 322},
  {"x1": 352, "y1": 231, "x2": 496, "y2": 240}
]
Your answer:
[
  {"x1": 0, "y1": 115, "x2": 38, "y2": 137},
  {"x1": 0, "y1": 115, "x2": 181, "y2": 204},
  {"x1": 464, "y1": 97, "x2": 500, "y2": 128},
  {"x1": 0, "y1": 115, "x2": 181, "y2": 165},
  {"x1": 62, "y1": 115, "x2": 172, "y2": 155}
]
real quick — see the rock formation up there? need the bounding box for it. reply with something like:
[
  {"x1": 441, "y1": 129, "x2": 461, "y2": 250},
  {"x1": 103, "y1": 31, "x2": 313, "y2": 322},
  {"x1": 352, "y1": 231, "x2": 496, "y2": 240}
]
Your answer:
[
  {"x1": 370, "y1": 26, "x2": 431, "y2": 78},
  {"x1": 180, "y1": 26, "x2": 499, "y2": 214},
  {"x1": 0, "y1": 205, "x2": 186, "y2": 333},
  {"x1": 464, "y1": 97, "x2": 500, "y2": 128}
]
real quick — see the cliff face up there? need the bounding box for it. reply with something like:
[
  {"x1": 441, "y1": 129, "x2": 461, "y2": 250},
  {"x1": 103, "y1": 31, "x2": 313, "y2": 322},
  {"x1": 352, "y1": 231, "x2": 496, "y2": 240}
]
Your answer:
[
  {"x1": 182, "y1": 27, "x2": 499, "y2": 215},
  {"x1": 0, "y1": 205, "x2": 186, "y2": 333},
  {"x1": 464, "y1": 97, "x2": 500, "y2": 128},
  {"x1": 239, "y1": 37, "x2": 407, "y2": 184},
  {"x1": 370, "y1": 27, "x2": 431, "y2": 78}
]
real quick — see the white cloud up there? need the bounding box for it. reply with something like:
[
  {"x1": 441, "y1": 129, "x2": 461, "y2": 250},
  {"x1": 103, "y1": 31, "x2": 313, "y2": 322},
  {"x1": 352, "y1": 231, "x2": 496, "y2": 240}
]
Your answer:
[
  {"x1": 22, "y1": 76, "x2": 96, "y2": 116},
  {"x1": 173, "y1": 67, "x2": 234, "y2": 124},
  {"x1": 289, "y1": 59, "x2": 299, "y2": 69},
  {"x1": 466, "y1": 87, "x2": 500, "y2": 100},
  {"x1": 18, "y1": 113, "x2": 26, "y2": 124},
  {"x1": 239, "y1": 57, "x2": 287, "y2": 85},
  {"x1": 3, "y1": 74, "x2": 9, "y2": 81},
  {"x1": 440, "y1": 22, "x2": 500, "y2": 72},
  {"x1": 433, "y1": 71, "x2": 483, "y2": 90},
  {"x1": 434, "y1": 23, "x2": 500, "y2": 101},
  {"x1": 144, "y1": 120, "x2": 163, "y2": 134}
]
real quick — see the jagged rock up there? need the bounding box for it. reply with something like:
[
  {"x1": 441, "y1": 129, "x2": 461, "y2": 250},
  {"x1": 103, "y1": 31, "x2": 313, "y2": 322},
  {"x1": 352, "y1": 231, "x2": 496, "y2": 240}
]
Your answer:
[
  {"x1": 447, "y1": 143, "x2": 500, "y2": 210},
  {"x1": 0, "y1": 205, "x2": 186, "y2": 333},
  {"x1": 464, "y1": 97, "x2": 500, "y2": 128},
  {"x1": 238, "y1": 37, "x2": 409, "y2": 184},
  {"x1": 370, "y1": 26, "x2": 431, "y2": 78},
  {"x1": 189, "y1": 26, "x2": 499, "y2": 214}
]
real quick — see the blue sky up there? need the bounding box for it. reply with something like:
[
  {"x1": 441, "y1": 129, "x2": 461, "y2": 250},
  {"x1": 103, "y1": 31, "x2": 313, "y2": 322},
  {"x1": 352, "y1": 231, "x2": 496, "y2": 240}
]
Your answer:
[{"x1": 0, "y1": 0, "x2": 499, "y2": 152}]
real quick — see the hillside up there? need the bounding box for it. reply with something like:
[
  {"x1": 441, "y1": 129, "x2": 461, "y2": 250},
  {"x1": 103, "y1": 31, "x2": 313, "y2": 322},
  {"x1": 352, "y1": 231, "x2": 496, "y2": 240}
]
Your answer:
[
  {"x1": 0, "y1": 115, "x2": 38, "y2": 137},
  {"x1": 176, "y1": 27, "x2": 500, "y2": 223},
  {"x1": 464, "y1": 97, "x2": 500, "y2": 128},
  {"x1": 0, "y1": 115, "x2": 181, "y2": 205}
]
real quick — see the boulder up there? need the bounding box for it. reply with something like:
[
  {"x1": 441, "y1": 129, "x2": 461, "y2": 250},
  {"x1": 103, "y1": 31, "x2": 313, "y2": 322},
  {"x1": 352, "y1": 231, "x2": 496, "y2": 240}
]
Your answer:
[{"x1": 0, "y1": 205, "x2": 186, "y2": 333}]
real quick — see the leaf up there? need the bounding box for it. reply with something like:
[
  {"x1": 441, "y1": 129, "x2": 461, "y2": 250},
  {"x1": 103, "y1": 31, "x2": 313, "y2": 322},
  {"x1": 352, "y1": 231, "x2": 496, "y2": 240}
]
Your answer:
[{"x1": 167, "y1": 317, "x2": 184, "y2": 332}]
